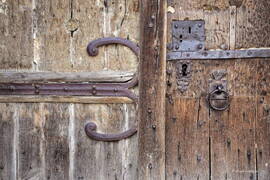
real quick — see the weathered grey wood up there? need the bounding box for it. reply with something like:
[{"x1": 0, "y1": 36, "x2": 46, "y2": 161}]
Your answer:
[
  {"x1": 138, "y1": 0, "x2": 167, "y2": 179},
  {"x1": 73, "y1": 104, "x2": 137, "y2": 180},
  {"x1": 17, "y1": 103, "x2": 43, "y2": 179},
  {"x1": 0, "y1": 104, "x2": 16, "y2": 180},
  {"x1": 43, "y1": 103, "x2": 70, "y2": 180},
  {"x1": 0, "y1": 0, "x2": 33, "y2": 69},
  {"x1": 0, "y1": 96, "x2": 133, "y2": 104},
  {"x1": 0, "y1": 71, "x2": 134, "y2": 83}
]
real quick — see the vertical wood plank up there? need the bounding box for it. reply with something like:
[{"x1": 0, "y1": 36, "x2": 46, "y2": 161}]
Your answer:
[
  {"x1": 138, "y1": 0, "x2": 167, "y2": 179},
  {"x1": 0, "y1": 0, "x2": 33, "y2": 69},
  {"x1": 73, "y1": 104, "x2": 137, "y2": 180},
  {"x1": 17, "y1": 103, "x2": 44, "y2": 179},
  {"x1": 166, "y1": 97, "x2": 209, "y2": 179},
  {"x1": 34, "y1": 0, "x2": 71, "y2": 71},
  {"x1": 229, "y1": 6, "x2": 236, "y2": 50},
  {"x1": 43, "y1": 103, "x2": 70, "y2": 180},
  {"x1": 0, "y1": 104, "x2": 16, "y2": 180},
  {"x1": 256, "y1": 59, "x2": 270, "y2": 179}
]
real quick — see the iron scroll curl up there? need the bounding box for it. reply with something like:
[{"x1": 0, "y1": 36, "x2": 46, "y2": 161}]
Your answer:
[{"x1": 85, "y1": 37, "x2": 139, "y2": 142}]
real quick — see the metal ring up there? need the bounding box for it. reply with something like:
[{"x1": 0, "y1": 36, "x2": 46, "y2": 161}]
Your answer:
[{"x1": 208, "y1": 88, "x2": 229, "y2": 111}]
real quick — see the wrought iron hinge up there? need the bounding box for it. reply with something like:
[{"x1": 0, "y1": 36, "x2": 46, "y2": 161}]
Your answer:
[
  {"x1": 167, "y1": 20, "x2": 270, "y2": 60},
  {"x1": 0, "y1": 37, "x2": 140, "y2": 142}
]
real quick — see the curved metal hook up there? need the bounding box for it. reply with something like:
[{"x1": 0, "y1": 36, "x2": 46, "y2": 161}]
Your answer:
[
  {"x1": 85, "y1": 122, "x2": 137, "y2": 142},
  {"x1": 85, "y1": 37, "x2": 139, "y2": 142},
  {"x1": 87, "y1": 37, "x2": 140, "y2": 57}
]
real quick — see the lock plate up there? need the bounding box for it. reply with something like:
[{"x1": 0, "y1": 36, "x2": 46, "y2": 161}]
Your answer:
[{"x1": 171, "y1": 20, "x2": 205, "y2": 52}]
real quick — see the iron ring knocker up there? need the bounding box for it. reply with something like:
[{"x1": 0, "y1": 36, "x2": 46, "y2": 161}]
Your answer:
[
  {"x1": 208, "y1": 86, "x2": 230, "y2": 111},
  {"x1": 85, "y1": 37, "x2": 139, "y2": 142}
]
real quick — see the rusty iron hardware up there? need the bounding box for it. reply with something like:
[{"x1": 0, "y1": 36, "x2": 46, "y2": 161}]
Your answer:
[
  {"x1": 85, "y1": 122, "x2": 137, "y2": 142},
  {"x1": 167, "y1": 20, "x2": 270, "y2": 60},
  {"x1": 85, "y1": 37, "x2": 139, "y2": 141},
  {"x1": 208, "y1": 84, "x2": 230, "y2": 111},
  {"x1": 0, "y1": 37, "x2": 140, "y2": 142},
  {"x1": 0, "y1": 79, "x2": 138, "y2": 101}
]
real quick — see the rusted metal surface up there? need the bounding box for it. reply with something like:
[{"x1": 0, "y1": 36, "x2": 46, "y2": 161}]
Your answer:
[
  {"x1": 84, "y1": 122, "x2": 137, "y2": 142},
  {"x1": 170, "y1": 20, "x2": 205, "y2": 52},
  {"x1": 87, "y1": 37, "x2": 140, "y2": 57},
  {"x1": 167, "y1": 48, "x2": 270, "y2": 60},
  {"x1": 0, "y1": 77, "x2": 138, "y2": 102},
  {"x1": 208, "y1": 85, "x2": 230, "y2": 111}
]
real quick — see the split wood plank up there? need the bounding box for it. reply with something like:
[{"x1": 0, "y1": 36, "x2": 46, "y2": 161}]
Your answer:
[
  {"x1": 138, "y1": 0, "x2": 167, "y2": 179},
  {"x1": 0, "y1": 96, "x2": 133, "y2": 104},
  {"x1": 0, "y1": 71, "x2": 134, "y2": 83}
]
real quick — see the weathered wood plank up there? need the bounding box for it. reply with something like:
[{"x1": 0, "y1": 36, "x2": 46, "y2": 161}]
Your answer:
[
  {"x1": 73, "y1": 104, "x2": 137, "y2": 179},
  {"x1": 0, "y1": 96, "x2": 133, "y2": 104},
  {"x1": 43, "y1": 103, "x2": 70, "y2": 179},
  {"x1": 0, "y1": 71, "x2": 134, "y2": 83},
  {"x1": 166, "y1": 97, "x2": 209, "y2": 179},
  {"x1": 33, "y1": 0, "x2": 71, "y2": 71},
  {"x1": 0, "y1": 103, "x2": 16, "y2": 180},
  {"x1": 71, "y1": 0, "x2": 139, "y2": 72},
  {"x1": 0, "y1": 0, "x2": 33, "y2": 69},
  {"x1": 138, "y1": 0, "x2": 167, "y2": 179},
  {"x1": 236, "y1": 0, "x2": 270, "y2": 49},
  {"x1": 17, "y1": 103, "x2": 43, "y2": 179},
  {"x1": 210, "y1": 97, "x2": 256, "y2": 179}
]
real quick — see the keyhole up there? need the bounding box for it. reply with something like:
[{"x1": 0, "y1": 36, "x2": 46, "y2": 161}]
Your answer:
[
  {"x1": 188, "y1": 27, "x2": 192, "y2": 34},
  {"x1": 182, "y1": 64, "x2": 188, "y2": 76}
]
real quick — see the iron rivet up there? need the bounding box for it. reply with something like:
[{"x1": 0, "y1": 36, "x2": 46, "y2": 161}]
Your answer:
[
  {"x1": 148, "y1": 163, "x2": 152, "y2": 169},
  {"x1": 198, "y1": 23, "x2": 202, "y2": 28},
  {"x1": 227, "y1": 139, "x2": 231, "y2": 145},
  {"x1": 152, "y1": 125, "x2": 156, "y2": 130},
  {"x1": 9, "y1": 86, "x2": 15, "y2": 91},
  {"x1": 34, "y1": 84, "x2": 40, "y2": 89},
  {"x1": 226, "y1": 52, "x2": 230, "y2": 56},
  {"x1": 147, "y1": 108, "x2": 152, "y2": 114},
  {"x1": 186, "y1": 53, "x2": 190, "y2": 57},
  {"x1": 114, "y1": 88, "x2": 118, "y2": 92},
  {"x1": 151, "y1": 15, "x2": 155, "y2": 19},
  {"x1": 197, "y1": 44, "x2": 203, "y2": 49},
  {"x1": 92, "y1": 90, "x2": 97, "y2": 95},
  {"x1": 203, "y1": 52, "x2": 208, "y2": 56},
  {"x1": 92, "y1": 85, "x2": 96, "y2": 90},
  {"x1": 175, "y1": 45, "x2": 179, "y2": 50},
  {"x1": 148, "y1": 23, "x2": 153, "y2": 28},
  {"x1": 248, "y1": 51, "x2": 252, "y2": 56},
  {"x1": 64, "y1": 87, "x2": 68, "y2": 91},
  {"x1": 35, "y1": 89, "x2": 39, "y2": 94},
  {"x1": 174, "y1": 24, "x2": 178, "y2": 29}
]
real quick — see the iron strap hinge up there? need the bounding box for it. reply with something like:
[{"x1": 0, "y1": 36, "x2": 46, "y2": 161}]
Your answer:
[{"x1": 167, "y1": 20, "x2": 270, "y2": 60}]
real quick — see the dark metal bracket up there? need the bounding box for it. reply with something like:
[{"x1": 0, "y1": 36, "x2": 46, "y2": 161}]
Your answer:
[
  {"x1": 0, "y1": 37, "x2": 139, "y2": 142},
  {"x1": 167, "y1": 20, "x2": 270, "y2": 60}
]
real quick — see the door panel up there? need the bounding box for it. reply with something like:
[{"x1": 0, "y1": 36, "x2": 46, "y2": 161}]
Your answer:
[
  {"x1": 0, "y1": 0, "x2": 139, "y2": 179},
  {"x1": 166, "y1": 0, "x2": 270, "y2": 179}
]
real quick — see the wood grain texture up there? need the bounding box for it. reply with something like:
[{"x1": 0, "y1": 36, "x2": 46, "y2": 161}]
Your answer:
[
  {"x1": 0, "y1": 71, "x2": 134, "y2": 83},
  {"x1": 138, "y1": 0, "x2": 167, "y2": 179},
  {"x1": 43, "y1": 103, "x2": 70, "y2": 180},
  {"x1": 73, "y1": 104, "x2": 137, "y2": 180},
  {"x1": 17, "y1": 103, "x2": 43, "y2": 179},
  {"x1": 71, "y1": 0, "x2": 139, "y2": 72},
  {"x1": 0, "y1": 96, "x2": 133, "y2": 104},
  {"x1": 0, "y1": 104, "x2": 16, "y2": 180},
  {"x1": 0, "y1": 0, "x2": 33, "y2": 69},
  {"x1": 166, "y1": 97, "x2": 209, "y2": 179}
]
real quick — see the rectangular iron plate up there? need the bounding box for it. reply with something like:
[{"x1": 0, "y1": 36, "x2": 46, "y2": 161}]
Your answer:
[
  {"x1": 172, "y1": 20, "x2": 205, "y2": 52},
  {"x1": 167, "y1": 48, "x2": 270, "y2": 60}
]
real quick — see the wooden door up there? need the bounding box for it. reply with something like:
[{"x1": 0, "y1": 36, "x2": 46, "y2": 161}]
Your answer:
[
  {"x1": 0, "y1": 0, "x2": 139, "y2": 179},
  {"x1": 165, "y1": 0, "x2": 270, "y2": 179}
]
